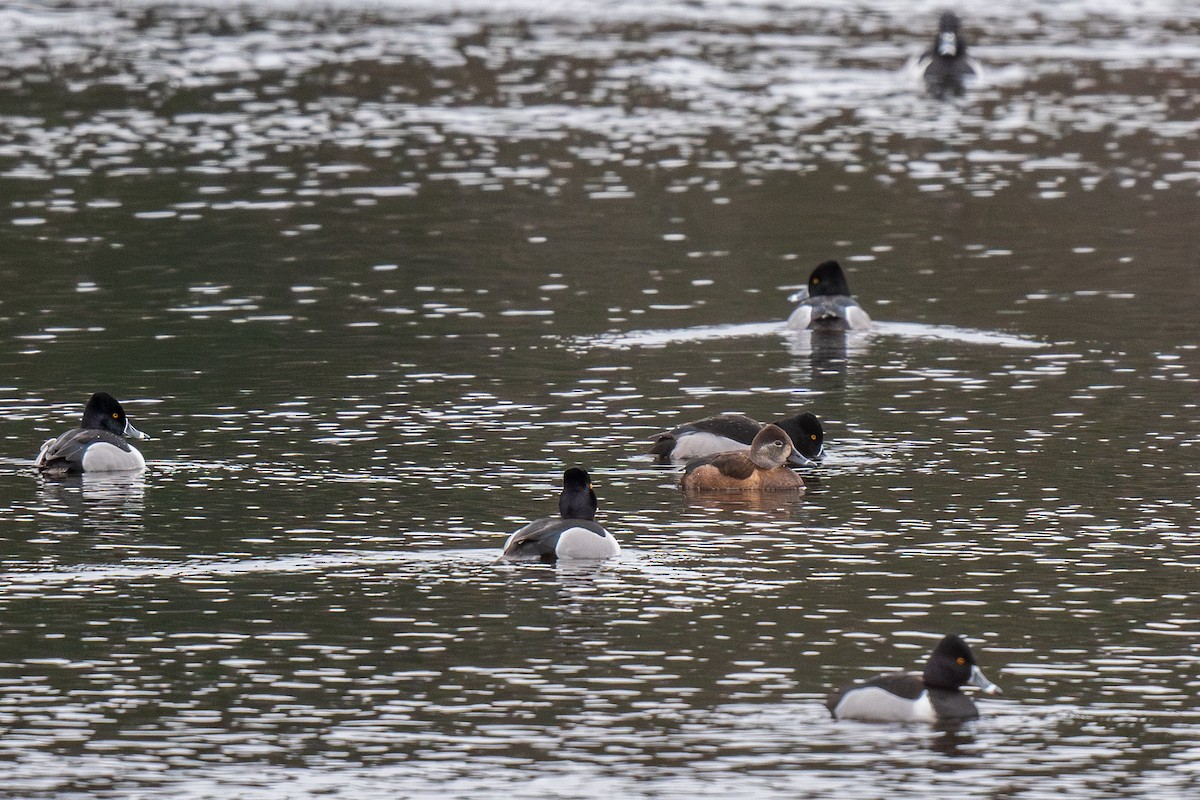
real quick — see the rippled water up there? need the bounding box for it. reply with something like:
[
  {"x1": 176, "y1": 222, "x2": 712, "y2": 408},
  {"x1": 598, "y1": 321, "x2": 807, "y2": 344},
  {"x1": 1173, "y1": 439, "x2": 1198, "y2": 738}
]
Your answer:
[{"x1": 1, "y1": 0, "x2": 1199, "y2": 797}]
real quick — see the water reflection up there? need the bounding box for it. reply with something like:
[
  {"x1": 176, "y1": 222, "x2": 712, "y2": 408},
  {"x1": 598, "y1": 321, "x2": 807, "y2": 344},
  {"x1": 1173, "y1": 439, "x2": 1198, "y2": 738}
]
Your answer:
[
  {"x1": 784, "y1": 328, "x2": 865, "y2": 377},
  {"x1": 34, "y1": 471, "x2": 146, "y2": 534},
  {"x1": 925, "y1": 724, "x2": 978, "y2": 757},
  {"x1": 0, "y1": 0, "x2": 1199, "y2": 797},
  {"x1": 681, "y1": 489, "x2": 807, "y2": 516}
]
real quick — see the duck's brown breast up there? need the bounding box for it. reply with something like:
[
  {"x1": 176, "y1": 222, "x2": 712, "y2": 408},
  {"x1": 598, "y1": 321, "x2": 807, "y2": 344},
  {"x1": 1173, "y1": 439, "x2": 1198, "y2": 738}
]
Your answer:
[
  {"x1": 681, "y1": 457, "x2": 805, "y2": 492},
  {"x1": 756, "y1": 466, "x2": 805, "y2": 491}
]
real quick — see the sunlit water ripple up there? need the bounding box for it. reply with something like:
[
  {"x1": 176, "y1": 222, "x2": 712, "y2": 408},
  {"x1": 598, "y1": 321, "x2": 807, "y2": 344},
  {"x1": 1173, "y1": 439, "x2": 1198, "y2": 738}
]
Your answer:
[{"x1": 0, "y1": 0, "x2": 1199, "y2": 797}]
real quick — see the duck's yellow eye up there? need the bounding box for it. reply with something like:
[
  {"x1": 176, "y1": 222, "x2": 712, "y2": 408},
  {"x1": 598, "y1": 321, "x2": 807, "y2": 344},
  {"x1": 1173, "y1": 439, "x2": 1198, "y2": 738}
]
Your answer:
[
  {"x1": 956, "y1": 657, "x2": 966, "y2": 665},
  {"x1": 112, "y1": 413, "x2": 119, "y2": 419},
  {"x1": 810, "y1": 434, "x2": 817, "y2": 441}
]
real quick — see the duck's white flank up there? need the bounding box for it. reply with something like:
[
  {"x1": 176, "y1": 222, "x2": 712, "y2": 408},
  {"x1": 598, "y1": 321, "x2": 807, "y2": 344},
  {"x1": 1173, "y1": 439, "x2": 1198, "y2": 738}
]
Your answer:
[
  {"x1": 80, "y1": 442, "x2": 146, "y2": 472},
  {"x1": 833, "y1": 687, "x2": 936, "y2": 723},
  {"x1": 668, "y1": 432, "x2": 747, "y2": 460},
  {"x1": 554, "y1": 526, "x2": 620, "y2": 560}
]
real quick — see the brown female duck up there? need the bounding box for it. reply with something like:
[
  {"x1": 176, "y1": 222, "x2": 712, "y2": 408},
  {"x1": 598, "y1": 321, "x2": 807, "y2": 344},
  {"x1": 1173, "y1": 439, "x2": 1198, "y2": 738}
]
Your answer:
[{"x1": 679, "y1": 423, "x2": 805, "y2": 492}]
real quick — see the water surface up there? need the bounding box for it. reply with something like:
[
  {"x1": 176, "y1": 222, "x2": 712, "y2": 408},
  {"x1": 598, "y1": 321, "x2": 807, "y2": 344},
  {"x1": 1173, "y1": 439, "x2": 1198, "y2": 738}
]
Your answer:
[{"x1": 1, "y1": 1, "x2": 1199, "y2": 797}]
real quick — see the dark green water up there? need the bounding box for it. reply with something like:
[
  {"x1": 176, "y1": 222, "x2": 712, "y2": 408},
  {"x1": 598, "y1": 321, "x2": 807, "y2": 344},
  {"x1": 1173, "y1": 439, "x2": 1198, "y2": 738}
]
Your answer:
[{"x1": 0, "y1": 1, "x2": 1198, "y2": 797}]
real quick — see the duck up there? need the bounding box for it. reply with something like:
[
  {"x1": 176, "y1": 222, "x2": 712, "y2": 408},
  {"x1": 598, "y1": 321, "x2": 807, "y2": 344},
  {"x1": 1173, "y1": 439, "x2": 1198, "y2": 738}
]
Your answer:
[
  {"x1": 786, "y1": 260, "x2": 872, "y2": 331},
  {"x1": 916, "y1": 12, "x2": 981, "y2": 100},
  {"x1": 499, "y1": 467, "x2": 621, "y2": 563},
  {"x1": 34, "y1": 392, "x2": 150, "y2": 475},
  {"x1": 650, "y1": 411, "x2": 823, "y2": 466},
  {"x1": 679, "y1": 424, "x2": 804, "y2": 492},
  {"x1": 826, "y1": 634, "x2": 1001, "y2": 722}
]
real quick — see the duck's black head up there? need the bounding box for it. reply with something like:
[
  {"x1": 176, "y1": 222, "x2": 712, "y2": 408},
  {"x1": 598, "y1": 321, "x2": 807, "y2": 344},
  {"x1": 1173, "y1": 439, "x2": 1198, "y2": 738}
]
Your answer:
[
  {"x1": 558, "y1": 467, "x2": 598, "y2": 520},
  {"x1": 924, "y1": 633, "x2": 1002, "y2": 696},
  {"x1": 776, "y1": 412, "x2": 825, "y2": 463},
  {"x1": 807, "y1": 260, "x2": 854, "y2": 297},
  {"x1": 934, "y1": 12, "x2": 966, "y2": 58},
  {"x1": 81, "y1": 392, "x2": 139, "y2": 438}
]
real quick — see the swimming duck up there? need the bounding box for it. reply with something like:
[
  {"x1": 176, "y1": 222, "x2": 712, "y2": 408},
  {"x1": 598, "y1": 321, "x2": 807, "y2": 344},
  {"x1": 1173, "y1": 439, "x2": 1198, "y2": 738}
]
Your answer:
[
  {"x1": 679, "y1": 424, "x2": 804, "y2": 492},
  {"x1": 916, "y1": 12, "x2": 981, "y2": 99},
  {"x1": 786, "y1": 260, "x2": 872, "y2": 331},
  {"x1": 650, "y1": 411, "x2": 823, "y2": 466},
  {"x1": 34, "y1": 392, "x2": 150, "y2": 474},
  {"x1": 500, "y1": 467, "x2": 621, "y2": 563},
  {"x1": 826, "y1": 634, "x2": 1001, "y2": 722}
]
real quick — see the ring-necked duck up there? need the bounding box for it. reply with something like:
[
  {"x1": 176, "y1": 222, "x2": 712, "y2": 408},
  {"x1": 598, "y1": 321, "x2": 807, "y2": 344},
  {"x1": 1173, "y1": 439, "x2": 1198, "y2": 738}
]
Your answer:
[
  {"x1": 500, "y1": 467, "x2": 621, "y2": 563},
  {"x1": 826, "y1": 634, "x2": 1001, "y2": 722},
  {"x1": 34, "y1": 392, "x2": 150, "y2": 474},
  {"x1": 917, "y1": 12, "x2": 981, "y2": 99},
  {"x1": 680, "y1": 424, "x2": 805, "y2": 492},
  {"x1": 786, "y1": 260, "x2": 872, "y2": 331},
  {"x1": 650, "y1": 411, "x2": 824, "y2": 467}
]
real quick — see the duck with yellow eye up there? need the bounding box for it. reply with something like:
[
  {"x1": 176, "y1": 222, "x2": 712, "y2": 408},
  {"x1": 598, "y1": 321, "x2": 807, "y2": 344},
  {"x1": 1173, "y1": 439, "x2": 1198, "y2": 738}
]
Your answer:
[
  {"x1": 679, "y1": 424, "x2": 805, "y2": 492},
  {"x1": 826, "y1": 634, "x2": 1002, "y2": 723},
  {"x1": 786, "y1": 260, "x2": 872, "y2": 331},
  {"x1": 34, "y1": 392, "x2": 150, "y2": 474},
  {"x1": 649, "y1": 411, "x2": 823, "y2": 467}
]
